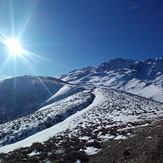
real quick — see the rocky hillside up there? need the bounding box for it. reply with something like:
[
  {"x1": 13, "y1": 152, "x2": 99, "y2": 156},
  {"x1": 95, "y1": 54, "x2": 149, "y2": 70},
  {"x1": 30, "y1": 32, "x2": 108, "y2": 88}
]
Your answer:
[
  {"x1": 0, "y1": 87, "x2": 163, "y2": 162},
  {"x1": 0, "y1": 89, "x2": 94, "y2": 146},
  {"x1": 0, "y1": 76, "x2": 68, "y2": 124},
  {"x1": 0, "y1": 88, "x2": 163, "y2": 162}
]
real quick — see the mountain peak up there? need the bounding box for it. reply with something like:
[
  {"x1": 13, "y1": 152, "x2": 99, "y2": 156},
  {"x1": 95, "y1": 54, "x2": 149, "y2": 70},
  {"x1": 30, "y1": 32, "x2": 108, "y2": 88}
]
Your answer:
[
  {"x1": 57, "y1": 58, "x2": 137, "y2": 81},
  {"x1": 57, "y1": 57, "x2": 163, "y2": 102},
  {"x1": 95, "y1": 58, "x2": 136, "y2": 72}
]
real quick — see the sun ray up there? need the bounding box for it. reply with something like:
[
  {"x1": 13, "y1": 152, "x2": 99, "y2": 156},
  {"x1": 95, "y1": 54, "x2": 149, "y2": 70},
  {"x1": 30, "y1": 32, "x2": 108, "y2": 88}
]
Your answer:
[
  {"x1": 9, "y1": 0, "x2": 15, "y2": 37},
  {"x1": 23, "y1": 49, "x2": 53, "y2": 63},
  {"x1": 20, "y1": 55, "x2": 53, "y2": 96},
  {"x1": 0, "y1": 56, "x2": 11, "y2": 73},
  {"x1": 17, "y1": 0, "x2": 41, "y2": 39},
  {"x1": 0, "y1": 33, "x2": 8, "y2": 44}
]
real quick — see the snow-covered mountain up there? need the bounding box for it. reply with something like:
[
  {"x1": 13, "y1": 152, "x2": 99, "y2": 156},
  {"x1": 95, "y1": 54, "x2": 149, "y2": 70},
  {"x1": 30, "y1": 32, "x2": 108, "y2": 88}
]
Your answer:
[
  {"x1": 0, "y1": 76, "x2": 69, "y2": 124},
  {"x1": 57, "y1": 58, "x2": 136, "y2": 82},
  {"x1": 0, "y1": 58, "x2": 163, "y2": 162},
  {"x1": 57, "y1": 58, "x2": 163, "y2": 102}
]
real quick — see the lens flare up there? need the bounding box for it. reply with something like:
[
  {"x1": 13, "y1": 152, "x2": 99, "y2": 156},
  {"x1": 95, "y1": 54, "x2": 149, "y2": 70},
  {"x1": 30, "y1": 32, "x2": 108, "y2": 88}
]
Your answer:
[{"x1": 5, "y1": 37, "x2": 23, "y2": 56}]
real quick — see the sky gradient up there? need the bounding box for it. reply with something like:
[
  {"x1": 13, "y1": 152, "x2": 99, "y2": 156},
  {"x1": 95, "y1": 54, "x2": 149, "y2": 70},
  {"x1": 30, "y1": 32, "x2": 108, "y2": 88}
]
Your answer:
[{"x1": 0, "y1": 0, "x2": 163, "y2": 78}]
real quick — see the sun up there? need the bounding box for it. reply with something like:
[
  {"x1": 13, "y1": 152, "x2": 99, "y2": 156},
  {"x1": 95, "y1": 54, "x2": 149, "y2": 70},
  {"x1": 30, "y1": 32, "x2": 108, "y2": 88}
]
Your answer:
[{"x1": 5, "y1": 37, "x2": 23, "y2": 56}]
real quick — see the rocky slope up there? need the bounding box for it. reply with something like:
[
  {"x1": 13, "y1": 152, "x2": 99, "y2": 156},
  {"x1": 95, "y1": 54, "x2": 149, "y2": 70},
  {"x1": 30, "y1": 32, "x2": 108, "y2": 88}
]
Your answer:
[{"x1": 0, "y1": 87, "x2": 163, "y2": 162}]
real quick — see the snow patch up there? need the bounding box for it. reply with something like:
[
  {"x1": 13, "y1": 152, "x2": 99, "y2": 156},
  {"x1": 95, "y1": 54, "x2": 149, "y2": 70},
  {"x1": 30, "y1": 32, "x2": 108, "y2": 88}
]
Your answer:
[{"x1": 83, "y1": 146, "x2": 101, "y2": 155}]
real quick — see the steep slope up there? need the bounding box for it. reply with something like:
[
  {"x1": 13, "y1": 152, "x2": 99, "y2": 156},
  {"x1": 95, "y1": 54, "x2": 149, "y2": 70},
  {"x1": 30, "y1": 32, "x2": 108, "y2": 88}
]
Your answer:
[
  {"x1": 57, "y1": 58, "x2": 163, "y2": 102},
  {"x1": 0, "y1": 89, "x2": 94, "y2": 147},
  {"x1": 0, "y1": 88, "x2": 162, "y2": 153},
  {"x1": 41, "y1": 84, "x2": 85, "y2": 107},
  {"x1": 0, "y1": 88, "x2": 163, "y2": 162},
  {"x1": 0, "y1": 76, "x2": 69, "y2": 124}
]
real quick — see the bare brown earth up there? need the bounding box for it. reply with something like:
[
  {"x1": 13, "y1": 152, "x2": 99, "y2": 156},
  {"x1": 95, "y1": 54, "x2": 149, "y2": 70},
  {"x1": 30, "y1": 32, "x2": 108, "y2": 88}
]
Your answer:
[
  {"x1": 0, "y1": 117, "x2": 162, "y2": 163},
  {"x1": 89, "y1": 118, "x2": 163, "y2": 163}
]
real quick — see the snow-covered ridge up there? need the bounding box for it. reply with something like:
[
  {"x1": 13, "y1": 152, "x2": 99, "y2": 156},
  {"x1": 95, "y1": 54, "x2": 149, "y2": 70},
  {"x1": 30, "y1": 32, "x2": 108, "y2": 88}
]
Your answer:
[
  {"x1": 0, "y1": 90, "x2": 94, "y2": 147},
  {"x1": 57, "y1": 58, "x2": 136, "y2": 81},
  {"x1": 95, "y1": 58, "x2": 136, "y2": 72}
]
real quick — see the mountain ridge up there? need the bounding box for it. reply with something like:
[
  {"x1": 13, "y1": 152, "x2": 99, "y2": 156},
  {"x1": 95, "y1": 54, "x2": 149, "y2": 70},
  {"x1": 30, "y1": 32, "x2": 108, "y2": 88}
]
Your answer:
[{"x1": 57, "y1": 57, "x2": 163, "y2": 102}]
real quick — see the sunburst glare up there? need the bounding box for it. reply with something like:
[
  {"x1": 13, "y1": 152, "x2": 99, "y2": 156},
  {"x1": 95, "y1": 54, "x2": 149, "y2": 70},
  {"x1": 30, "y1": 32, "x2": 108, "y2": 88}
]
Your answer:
[
  {"x1": 0, "y1": 0, "x2": 53, "y2": 95},
  {"x1": 0, "y1": 0, "x2": 50, "y2": 72},
  {"x1": 5, "y1": 37, "x2": 23, "y2": 56}
]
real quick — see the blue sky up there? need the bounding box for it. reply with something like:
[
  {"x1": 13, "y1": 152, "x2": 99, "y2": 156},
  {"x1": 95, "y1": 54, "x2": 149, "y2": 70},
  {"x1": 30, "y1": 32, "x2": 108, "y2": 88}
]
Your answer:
[{"x1": 0, "y1": 0, "x2": 163, "y2": 78}]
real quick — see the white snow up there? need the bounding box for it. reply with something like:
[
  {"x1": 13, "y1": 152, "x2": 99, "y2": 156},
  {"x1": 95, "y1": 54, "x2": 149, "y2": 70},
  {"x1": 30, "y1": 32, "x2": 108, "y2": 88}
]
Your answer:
[
  {"x1": 114, "y1": 135, "x2": 127, "y2": 140},
  {"x1": 75, "y1": 159, "x2": 81, "y2": 163},
  {"x1": 83, "y1": 147, "x2": 101, "y2": 155},
  {"x1": 79, "y1": 136, "x2": 90, "y2": 141},
  {"x1": 28, "y1": 150, "x2": 40, "y2": 156},
  {"x1": 98, "y1": 134, "x2": 115, "y2": 140}
]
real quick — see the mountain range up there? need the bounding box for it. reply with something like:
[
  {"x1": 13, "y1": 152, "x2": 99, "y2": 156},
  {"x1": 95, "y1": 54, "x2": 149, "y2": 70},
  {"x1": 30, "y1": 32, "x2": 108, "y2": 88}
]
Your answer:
[
  {"x1": 0, "y1": 58, "x2": 163, "y2": 163},
  {"x1": 57, "y1": 58, "x2": 163, "y2": 102}
]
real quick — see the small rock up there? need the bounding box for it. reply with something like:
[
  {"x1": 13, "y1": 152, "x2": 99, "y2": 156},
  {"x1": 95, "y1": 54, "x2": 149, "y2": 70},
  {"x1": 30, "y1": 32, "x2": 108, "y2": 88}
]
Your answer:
[{"x1": 123, "y1": 149, "x2": 131, "y2": 158}]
